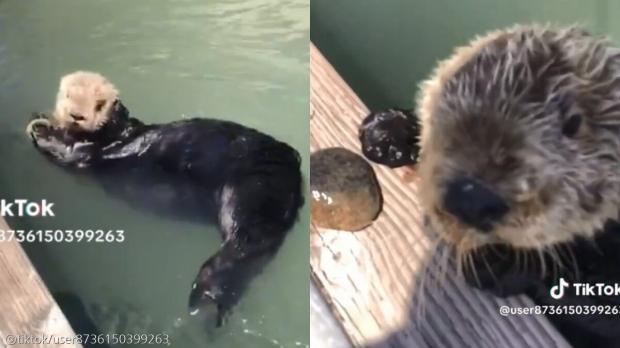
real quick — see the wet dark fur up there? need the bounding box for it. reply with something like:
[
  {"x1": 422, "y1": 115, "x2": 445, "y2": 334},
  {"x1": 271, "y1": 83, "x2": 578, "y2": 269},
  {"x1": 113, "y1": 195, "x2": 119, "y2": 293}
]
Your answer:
[{"x1": 29, "y1": 101, "x2": 303, "y2": 327}]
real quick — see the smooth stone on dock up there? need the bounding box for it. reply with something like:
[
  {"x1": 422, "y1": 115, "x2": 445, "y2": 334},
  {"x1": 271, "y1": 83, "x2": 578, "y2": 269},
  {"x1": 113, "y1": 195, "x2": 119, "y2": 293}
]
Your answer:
[{"x1": 310, "y1": 147, "x2": 382, "y2": 232}]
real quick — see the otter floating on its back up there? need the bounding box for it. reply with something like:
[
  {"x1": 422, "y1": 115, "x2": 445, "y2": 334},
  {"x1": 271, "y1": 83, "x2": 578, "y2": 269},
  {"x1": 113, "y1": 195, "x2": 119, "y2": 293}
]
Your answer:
[
  {"x1": 410, "y1": 25, "x2": 620, "y2": 346},
  {"x1": 27, "y1": 71, "x2": 303, "y2": 327}
]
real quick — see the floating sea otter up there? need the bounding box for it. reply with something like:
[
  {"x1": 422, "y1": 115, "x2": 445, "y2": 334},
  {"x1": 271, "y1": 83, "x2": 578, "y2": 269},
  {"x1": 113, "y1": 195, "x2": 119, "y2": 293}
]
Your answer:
[
  {"x1": 413, "y1": 25, "x2": 620, "y2": 346},
  {"x1": 26, "y1": 71, "x2": 303, "y2": 327}
]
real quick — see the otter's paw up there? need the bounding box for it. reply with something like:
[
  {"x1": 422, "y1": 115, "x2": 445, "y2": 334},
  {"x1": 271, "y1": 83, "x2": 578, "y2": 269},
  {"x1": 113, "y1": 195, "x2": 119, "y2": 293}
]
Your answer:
[{"x1": 25, "y1": 118, "x2": 52, "y2": 142}]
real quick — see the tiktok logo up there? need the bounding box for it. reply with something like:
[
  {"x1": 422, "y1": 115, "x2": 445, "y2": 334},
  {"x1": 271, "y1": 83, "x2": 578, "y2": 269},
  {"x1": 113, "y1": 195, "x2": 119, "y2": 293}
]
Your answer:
[{"x1": 550, "y1": 277, "x2": 570, "y2": 299}]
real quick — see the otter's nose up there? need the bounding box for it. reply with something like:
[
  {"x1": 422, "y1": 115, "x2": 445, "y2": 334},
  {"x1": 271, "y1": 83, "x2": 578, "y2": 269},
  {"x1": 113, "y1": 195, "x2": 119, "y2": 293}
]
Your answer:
[{"x1": 443, "y1": 177, "x2": 509, "y2": 232}]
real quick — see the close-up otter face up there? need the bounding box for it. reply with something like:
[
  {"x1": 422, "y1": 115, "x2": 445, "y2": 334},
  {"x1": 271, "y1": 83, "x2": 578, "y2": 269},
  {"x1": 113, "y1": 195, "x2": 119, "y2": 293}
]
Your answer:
[
  {"x1": 53, "y1": 71, "x2": 119, "y2": 132},
  {"x1": 417, "y1": 25, "x2": 620, "y2": 251}
]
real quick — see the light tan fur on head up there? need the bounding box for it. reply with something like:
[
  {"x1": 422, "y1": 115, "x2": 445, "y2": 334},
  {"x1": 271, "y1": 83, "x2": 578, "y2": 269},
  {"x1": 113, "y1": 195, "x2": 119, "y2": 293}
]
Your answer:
[
  {"x1": 417, "y1": 24, "x2": 620, "y2": 251},
  {"x1": 53, "y1": 71, "x2": 119, "y2": 132}
]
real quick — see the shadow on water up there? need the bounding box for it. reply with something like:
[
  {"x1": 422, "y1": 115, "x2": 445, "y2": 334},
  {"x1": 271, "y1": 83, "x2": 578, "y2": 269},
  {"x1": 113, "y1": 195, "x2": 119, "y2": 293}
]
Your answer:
[{"x1": 53, "y1": 292, "x2": 111, "y2": 348}]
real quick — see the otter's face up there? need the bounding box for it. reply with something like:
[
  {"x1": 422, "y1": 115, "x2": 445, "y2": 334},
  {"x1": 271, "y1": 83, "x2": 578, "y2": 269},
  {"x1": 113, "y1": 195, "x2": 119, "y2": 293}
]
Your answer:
[
  {"x1": 418, "y1": 26, "x2": 620, "y2": 250},
  {"x1": 53, "y1": 71, "x2": 119, "y2": 132}
]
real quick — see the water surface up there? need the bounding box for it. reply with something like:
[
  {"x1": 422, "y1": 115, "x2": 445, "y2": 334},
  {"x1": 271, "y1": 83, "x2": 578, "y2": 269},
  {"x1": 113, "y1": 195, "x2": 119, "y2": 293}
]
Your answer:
[
  {"x1": 311, "y1": 0, "x2": 618, "y2": 109},
  {"x1": 0, "y1": 1, "x2": 309, "y2": 347}
]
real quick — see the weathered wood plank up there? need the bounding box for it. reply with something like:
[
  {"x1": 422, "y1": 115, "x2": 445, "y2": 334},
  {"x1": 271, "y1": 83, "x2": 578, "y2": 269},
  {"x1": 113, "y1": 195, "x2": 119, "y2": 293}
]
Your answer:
[
  {"x1": 0, "y1": 218, "x2": 81, "y2": 348},
  {"x1": 309, "y1": 43, "x2": 571, "y2": 348}
]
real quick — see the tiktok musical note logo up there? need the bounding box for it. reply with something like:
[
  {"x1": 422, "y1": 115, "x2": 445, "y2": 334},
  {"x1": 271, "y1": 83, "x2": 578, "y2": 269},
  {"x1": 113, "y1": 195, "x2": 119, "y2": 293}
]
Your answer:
[{"x1": 550, "y1": 277, "x2": 570, "y2": 299}]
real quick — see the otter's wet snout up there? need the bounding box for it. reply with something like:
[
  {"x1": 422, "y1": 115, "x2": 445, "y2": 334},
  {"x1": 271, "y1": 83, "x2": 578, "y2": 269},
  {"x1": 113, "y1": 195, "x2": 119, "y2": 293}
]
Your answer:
[{"x1": 443, "y1": 177, "x2": 509, "y2": 232}]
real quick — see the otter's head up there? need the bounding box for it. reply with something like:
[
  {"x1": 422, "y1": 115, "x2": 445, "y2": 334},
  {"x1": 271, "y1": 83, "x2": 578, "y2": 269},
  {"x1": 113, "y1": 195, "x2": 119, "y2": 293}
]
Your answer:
[
  {"x1": 53, "y1": 71, "x2": 119, "y2": 132},
  {"x1": 418, "y1": 25, "x2": 620, "y2": 250}
]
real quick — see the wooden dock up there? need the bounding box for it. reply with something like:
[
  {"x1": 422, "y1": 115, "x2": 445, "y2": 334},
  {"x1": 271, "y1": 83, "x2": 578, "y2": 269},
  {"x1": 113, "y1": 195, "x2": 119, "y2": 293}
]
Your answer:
[
  {"x1": 309, "y1": 43, "x2": 571, "y2": 348},
  {"x1": 0, "y1": 218, "x2": 80, "y2": 348}
]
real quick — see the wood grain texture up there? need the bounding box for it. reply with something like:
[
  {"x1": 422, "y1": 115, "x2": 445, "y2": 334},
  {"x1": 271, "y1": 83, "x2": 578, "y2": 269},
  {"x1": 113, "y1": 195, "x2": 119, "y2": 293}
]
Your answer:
[
  {"x1": 0, "y1": 218, "x2": 80, "y2": 348},
  {"x1": 309, "y1": 43, "x2": 571, "y2": 348}
]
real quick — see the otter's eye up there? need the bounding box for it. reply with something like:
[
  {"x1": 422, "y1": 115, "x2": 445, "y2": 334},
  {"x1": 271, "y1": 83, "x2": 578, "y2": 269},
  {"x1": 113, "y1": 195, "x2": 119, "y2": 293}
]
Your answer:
[
  {"x1": 70, "y1": 113, "x2": 85, "y2": 121},
  {"x1": 562, "y1": 114, "x2": 582, "y2": 138},
  {"x1": 95, "y1": 100, "x2": 106, "y2": 112}
]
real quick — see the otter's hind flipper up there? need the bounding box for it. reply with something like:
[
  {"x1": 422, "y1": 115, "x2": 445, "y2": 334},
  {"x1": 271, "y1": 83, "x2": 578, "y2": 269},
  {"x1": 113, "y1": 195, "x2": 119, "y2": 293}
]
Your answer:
[{"x1": 188, "y1": 238, "x2": 279, "y2": 327}]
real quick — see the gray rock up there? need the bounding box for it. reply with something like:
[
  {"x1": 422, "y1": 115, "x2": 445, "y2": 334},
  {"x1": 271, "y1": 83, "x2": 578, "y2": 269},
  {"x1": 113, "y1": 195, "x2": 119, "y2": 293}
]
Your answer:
[{"x1": 310, "y1": 147, "x2": 382, "y2": 231}]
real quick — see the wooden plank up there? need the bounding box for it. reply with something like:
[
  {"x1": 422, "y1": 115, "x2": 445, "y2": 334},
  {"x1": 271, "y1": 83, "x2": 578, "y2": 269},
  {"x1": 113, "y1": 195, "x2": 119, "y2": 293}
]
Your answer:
[
  {"x1": 311, "y1": 278, "x2": 352, "y2": 348},
  {"x1": 309, "y1": 43, "x2": 571, "y2": 348},
  {"x1": 0, "y1": 218, "x2": 81, "y2": 348}
]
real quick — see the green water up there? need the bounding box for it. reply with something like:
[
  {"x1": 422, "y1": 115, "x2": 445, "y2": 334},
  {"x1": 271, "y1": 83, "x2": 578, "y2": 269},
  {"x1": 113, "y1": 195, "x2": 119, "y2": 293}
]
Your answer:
[
  {"x1": 311, "y1": 0, "x2": 619, "y2": 110},
  {"x1": 0, "y1": 1, "x2": 309, "y2": 347}
]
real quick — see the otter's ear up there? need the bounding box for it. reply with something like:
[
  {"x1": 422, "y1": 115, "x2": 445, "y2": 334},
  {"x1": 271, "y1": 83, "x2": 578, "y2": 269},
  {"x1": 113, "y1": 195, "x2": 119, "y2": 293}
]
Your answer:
[{"x1": 112, "y1": 99, "x2": 130, "y2": 120}]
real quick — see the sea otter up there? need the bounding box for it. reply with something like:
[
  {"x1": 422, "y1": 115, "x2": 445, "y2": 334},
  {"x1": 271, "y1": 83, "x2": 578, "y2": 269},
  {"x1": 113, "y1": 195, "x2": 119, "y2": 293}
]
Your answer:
[
  {"x1": 26, "y1": 71, "x2": 303, "y2": 327},
  {"x1": 372, "y1": 25, "x2": 620, "y2": 346}
]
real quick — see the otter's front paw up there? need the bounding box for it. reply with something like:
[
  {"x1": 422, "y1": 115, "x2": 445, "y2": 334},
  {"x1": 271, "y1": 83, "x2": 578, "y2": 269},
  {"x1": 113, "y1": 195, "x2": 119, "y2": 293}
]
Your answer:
[{"x1": 26, "y1": 118, "x2": 52, "y2": 144}]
